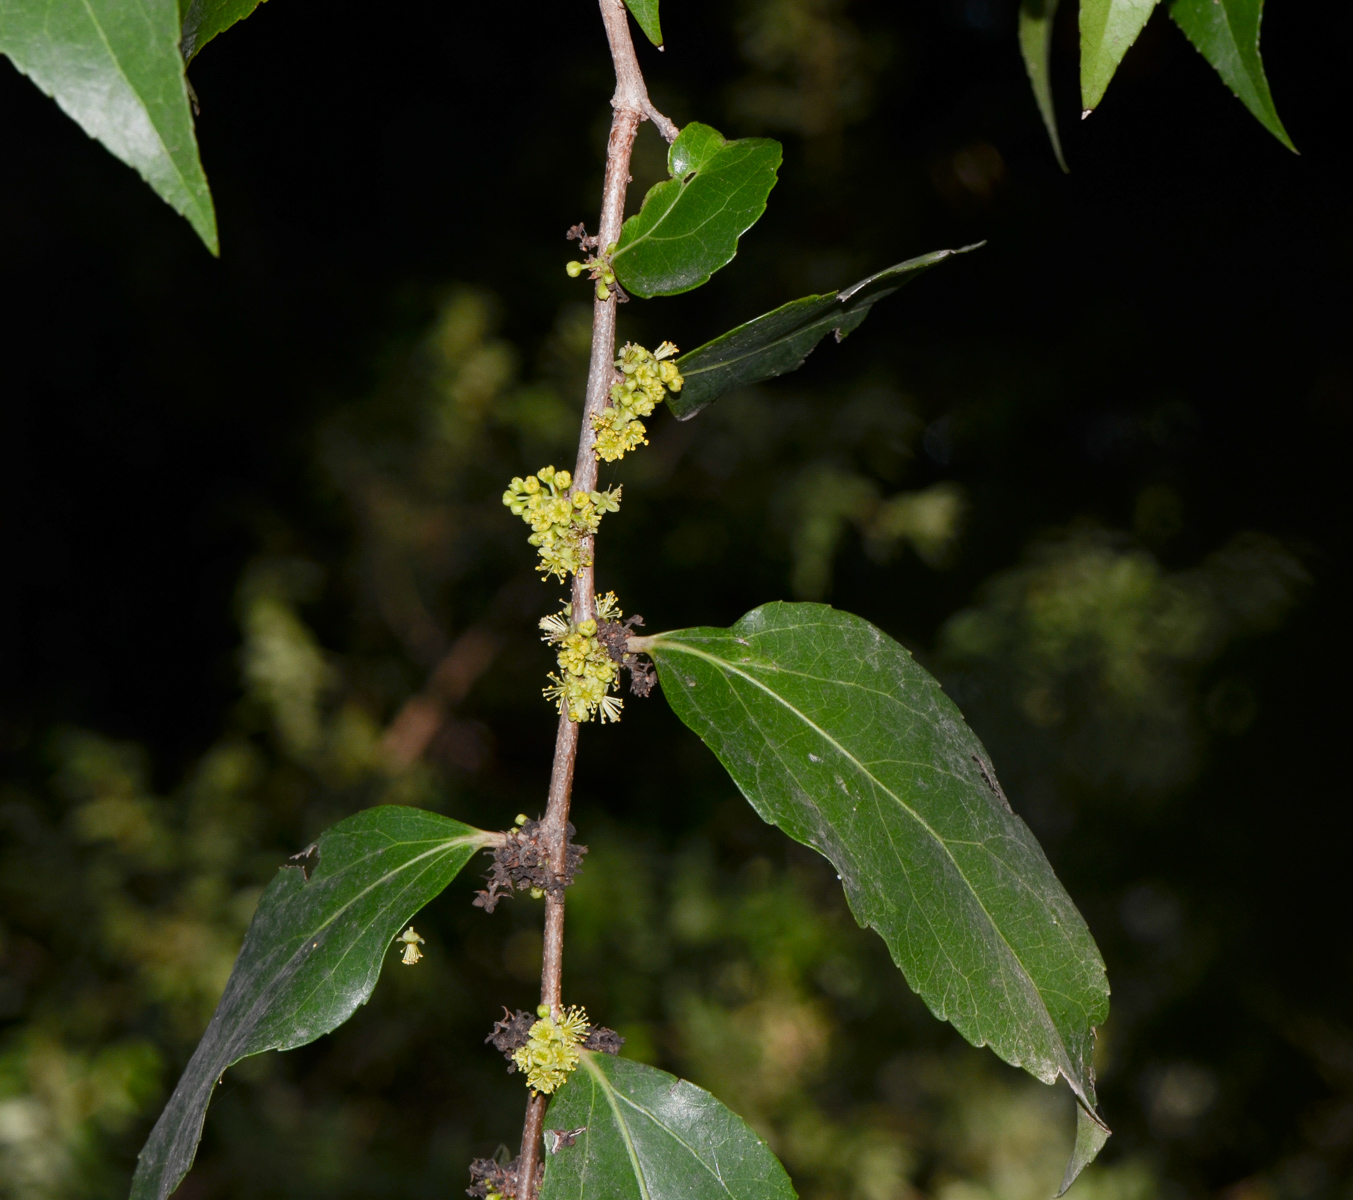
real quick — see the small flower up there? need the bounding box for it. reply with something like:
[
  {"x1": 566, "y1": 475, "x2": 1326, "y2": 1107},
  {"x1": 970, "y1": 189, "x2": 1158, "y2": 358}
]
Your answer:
[
  {"x1": 512, "y1": 1004, "x2": 591, "y2": 1094},
  {"x1": 591, "y1": 342, "x2": 685, "y2": 463},
  {"x1": 396, "y1": 925, "x2": 425, "y2": 965},
  {"x1": 538, "y1": 597, "x2": 628, "y2": 723},
  {"x1": 566, "y1": 251, "x2": 618, "y2": 300},
  {"x1": 503, "y1": 467, "x2": 621, "y2": 581}
]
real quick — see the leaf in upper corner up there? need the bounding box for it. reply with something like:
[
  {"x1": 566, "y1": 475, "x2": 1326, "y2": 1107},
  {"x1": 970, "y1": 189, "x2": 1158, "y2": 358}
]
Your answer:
[
  {"x1": 1020, "y1": 0, "x2": 1068, "y2": 171},
  {"x1": 539, "y1": 1052, "x2": 797, "y2": 1200},
  {"x1": 669, "y1": 245, "x2": 981, "y2": 420},
  {"x1": 131, "y1": 806, "x2": 494, "y2": 1200},
  {"x1": 1080, "y1": 0, "x2": 1162, "y2": 113},
  {"x1": 611, "y1": 122, "x2": 781, "y2": 298},
  {"x1": 0, "y1": 0, "x2": 217, "y2": 252},
  {"x1": 1169, "y1": 0, "x2": 1295, "y2": 151},
  {"x1": 641, "y1": 602, "x2": 1111, "y2": 1192},
  {"x1": 180, "y1": 0, "x2": 269, "y2": 62},
  {"x1": 623, "y1": 0, "x2": 662, "y2": 48}
]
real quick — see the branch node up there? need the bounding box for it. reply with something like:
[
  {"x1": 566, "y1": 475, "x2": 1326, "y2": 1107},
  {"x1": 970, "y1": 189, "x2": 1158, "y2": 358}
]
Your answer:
[
  {"x1": 598, "y1": 616, "x2": 656, "y2": 696},
  {"x1": 472, "y1": 820, "x2": 588, "y2": 912}
]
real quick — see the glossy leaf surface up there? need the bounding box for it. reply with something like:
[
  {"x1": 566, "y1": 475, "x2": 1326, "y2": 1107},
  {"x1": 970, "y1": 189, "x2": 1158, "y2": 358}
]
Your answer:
[
  {"x1": 1170, "y1": 0, "x2": 1294, "y2": 151},
  {"x1": 0, "y1": 0, "x2": 217, "y2": 251},
  {"x1": 132, "y1": 807, "x2": 492, "y2": 1200},
  {"x1": 1080, "y1": 0, "x2": 1162, "y2": 112},
  {"x1": 539, "y1": 1052, "x2": 797, "y2": 1200},
  {"x1": 623, "y1": 0, "x2": 662, "y2": 47},
  {"x1": 1019, "y1": 0, "x2": 1068, "y2": 171},
  {"x1": 670, "y1": 246, "x2": 980, "y2": 420},
  {"x1": 180, "y1": 0, "x2": 268, "y2": 61},
  {"x1": 612, "y1": 123, "x2": 781, "y2": 298},
  {"x1": 641, "y1": 602, "x2": 1110, "y2": 1188}
]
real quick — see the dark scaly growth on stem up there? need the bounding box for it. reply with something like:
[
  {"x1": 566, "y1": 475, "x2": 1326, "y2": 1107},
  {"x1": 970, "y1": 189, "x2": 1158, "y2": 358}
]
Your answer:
[
  {"x1": 598, "y1": 615, "x2": 657, "y2": 696},
  {"x1": 472, "y1": 820, "x2": 587, "y2": 912},
  {"x1": 468, "y1": 1156, "x2": 540, "y2": 1200}
]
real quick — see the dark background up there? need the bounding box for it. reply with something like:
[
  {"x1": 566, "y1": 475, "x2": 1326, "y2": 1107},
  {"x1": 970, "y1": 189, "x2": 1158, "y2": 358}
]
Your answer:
[{"x1": 2, "y1": 1, "x2": 1350, "y2": 1198}]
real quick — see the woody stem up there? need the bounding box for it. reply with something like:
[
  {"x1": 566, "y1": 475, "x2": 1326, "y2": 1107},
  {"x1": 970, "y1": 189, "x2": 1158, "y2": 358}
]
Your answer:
[{"x1": 513, "y1": 2, "x2": 673, "y2": 1198}]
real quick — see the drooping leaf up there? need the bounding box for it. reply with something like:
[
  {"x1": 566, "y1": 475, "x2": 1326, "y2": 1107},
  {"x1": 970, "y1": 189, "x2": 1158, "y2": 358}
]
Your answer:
[
  {"x1": 638, "y1": 602, "x2": 1111, "y2": 1190},
  {"x1": 1080, "y1": 0, "x2": 1162, "y2": 113},
  {"x1": 539, "y1": 1052, "x2": 797, "y2": 1200},
  {"x1": 623, "y1": 0, "x2": 662, "y2": 48},
  {"x1": 1019, "y1": 0, "x2": 1068, "y2": 171},
  {"x1": 1169, "y1": 0, "x2": 1294, "y2": 151},
  {"x1": 1058, "y1": 1102, "x2": 1114, "y2": 1197},
  {"x1": 180, "y1": 0, "x2": 269, "y2": 62},
  {"x1": 0, "y1": 0, "x2": 218, "y2": 252},
  {"x1": 611, "y1": 123, "x2": 781, "y2": 298},
  {"x1": 131, "y1": 806, "x2": 494, "y2": 1200},
  {"x1": 670, "y1": 246, "x2": 981, "y2": 420}
]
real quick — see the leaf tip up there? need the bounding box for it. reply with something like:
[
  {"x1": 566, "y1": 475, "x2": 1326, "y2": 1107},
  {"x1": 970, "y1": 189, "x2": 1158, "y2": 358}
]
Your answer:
[{"x1": 1056, "y1": 1100, "x2": 1111, "y2": 1197}]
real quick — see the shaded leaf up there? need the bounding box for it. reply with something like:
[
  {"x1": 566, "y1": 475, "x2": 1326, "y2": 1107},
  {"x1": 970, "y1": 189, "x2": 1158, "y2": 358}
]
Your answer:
[
  {"x1": 180, "y1": 0, "x2": 268, "y2": 62},
  {"x1": 623, "y1": 0, "x2": 662, "y2": 48},
  {"x1": 639, "y1": 602, "x2": 1110, "y2": 1190},
  {"x1": 670, "y1": 246, "x2": 981, "y2": 420},
  {"x1": 540, "y1": 1052, "x2": 797, "y2": 1200},
  {"x1": 611, "y1": 122, "x2": 781, "y2": 298},
  {"x1": 0, "y1": 0, "x2": 217, "y2": 252},
  {"x1": 1059, "y1": 1102, "x2": 1114, "y2": 1197},
  {"x1": 1080, "y1": 0, "x2": 1162, "y2": 112},
  {"x1": 1169, "y1": 0, "x2": 1294, "y2": 151},
  {"x1": 131, "y1": 806, "x2": 493, "y2": 1200},
  {"x1": 1019, "y1": 0, "x2": 1068, "y2": 171}
]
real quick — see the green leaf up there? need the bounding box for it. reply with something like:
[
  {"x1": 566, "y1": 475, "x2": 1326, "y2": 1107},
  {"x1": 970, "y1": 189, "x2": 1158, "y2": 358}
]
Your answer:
[
  {"x1": 131, "y1": 806, "x2": 493, "y2": 1200},
  {"x1": 1059, "y1": 1102, "x2": 1114, "y2": 1197},
  {"x1": 0, "y1": 0, "x2": 218, "y2": 252},
  {"x1": 180, "y1": 0, "x2": 269, "y2": 62},
  {"x1": 1169, "y1": 0, "x2": 1295, "y2": 151},
  {"x1": 623, "y1": 0, "x2": 662, "y2": 48},
  {"x1": 670, "y1": 246, "x2": 981, "y2": 420},
  {"x1": 611, "y1": 123, "x2": 782, "y2": 298},
  {"x1": 539, "y1": 1052, "x2": 797, "y2": 1200},
  {"x1": 1019, "y1": 0, "x2": 1068, "y2": 171},
  {"x1": 639, "y1": 602, "x2": 1111, "y2": 1190},
  {"x1": 1080, "y1": 0, "x2": 1162, "y2": 112}
]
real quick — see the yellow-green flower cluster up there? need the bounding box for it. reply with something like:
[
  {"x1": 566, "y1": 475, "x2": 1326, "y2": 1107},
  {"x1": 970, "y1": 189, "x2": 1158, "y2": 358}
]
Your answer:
[
  {"x1": 502, "y1": 466, "x2": 621, "y2": 582},
  {"x1": 540, "y1": 602, "x2": 623, "y2": 724},
  {"x1": 512, "y1": 1004, "x2": 590, "y2": 1094},
  {"x1": 565, "y1": 243, "x2": 619, "y2": 300},
  {"x1": 591, "y1": 341, "x2": 684, "y2": 463}
]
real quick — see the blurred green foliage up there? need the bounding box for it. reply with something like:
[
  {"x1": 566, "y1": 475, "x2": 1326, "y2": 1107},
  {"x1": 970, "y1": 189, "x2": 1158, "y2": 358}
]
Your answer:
[
  {"x1": 3, "y1": 0, "x2": 1351, "y2": 1198},
  {"x1": 1, "y1": 280, "x2": 1336, "y2": 1200}
]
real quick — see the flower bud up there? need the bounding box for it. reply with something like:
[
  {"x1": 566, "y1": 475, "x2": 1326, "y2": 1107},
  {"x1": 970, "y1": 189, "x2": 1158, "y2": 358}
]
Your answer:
[{"x1": 565, "y1": 261, "x2": 584, "y2": 277}]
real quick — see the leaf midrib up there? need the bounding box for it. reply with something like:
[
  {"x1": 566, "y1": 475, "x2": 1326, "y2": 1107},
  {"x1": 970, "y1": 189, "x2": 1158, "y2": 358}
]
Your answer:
[
  {"x1": 235, "y1": 832, "x2": 487, "y2": 1038},
  {"x1": 679, "y1": 302, "x2": 841, "y2": 380},
  {"x1": 615, "y1": 143, "x2": 768, "y2": 262},
  {"x1": 615, "y1": 175, "x2": 736, "y2": 261},
  {"x1": 78, "y1": 0, "x2": 199, "y2": 211},
  {"x1": 651, "y1": 634, "x2": 1072, "y2": 1075},
  {"x1": 584, "y1": 1057, "x2": 738, "y2": 1200},
  {"x1": 279, "y1": 836, "x2": 481, "y2": 1021},
  {"x1": 584, "y1": 1056, "x2": 652, "y2": 1200}
]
